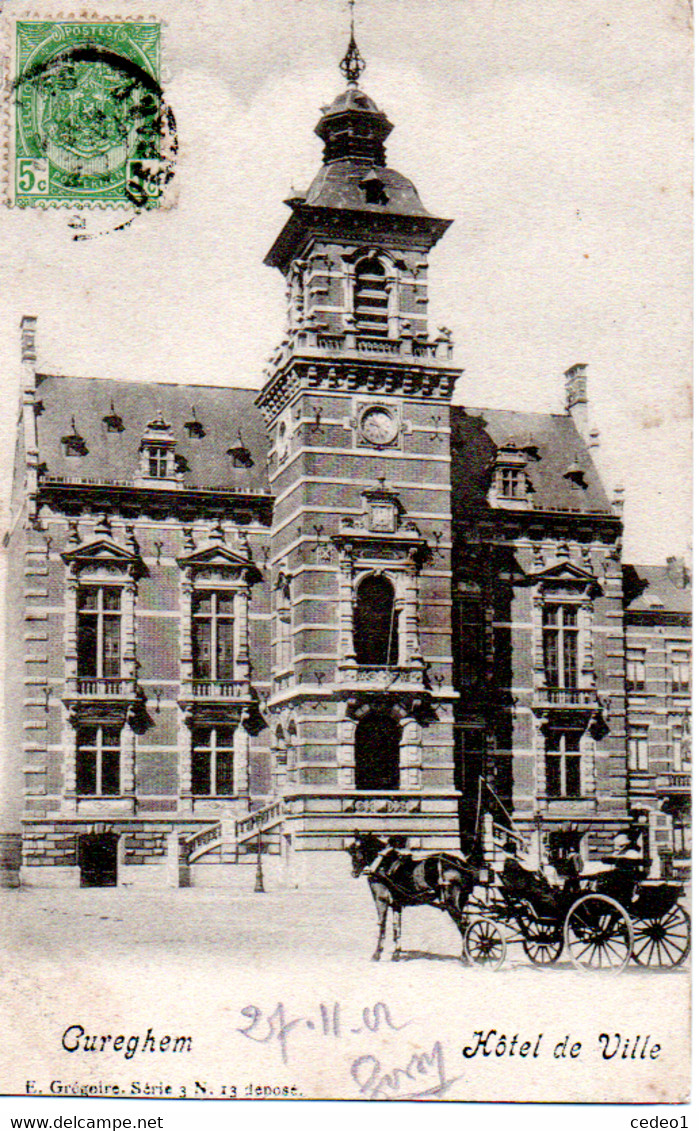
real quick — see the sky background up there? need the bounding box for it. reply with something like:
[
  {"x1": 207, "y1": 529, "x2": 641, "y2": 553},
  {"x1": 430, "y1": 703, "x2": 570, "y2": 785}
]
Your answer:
[{"x1": 0, "y1": 0, "x2": 692, "y2": 564}]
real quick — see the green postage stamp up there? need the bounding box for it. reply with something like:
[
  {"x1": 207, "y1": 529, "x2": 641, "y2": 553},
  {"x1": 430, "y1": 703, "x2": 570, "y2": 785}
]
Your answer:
[{"x1": 8, "y1": 19, "x2": 175, "y2": 207}]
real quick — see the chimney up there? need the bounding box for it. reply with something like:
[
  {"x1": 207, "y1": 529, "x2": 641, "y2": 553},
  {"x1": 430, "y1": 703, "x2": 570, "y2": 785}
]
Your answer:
[
  {"x1": 20, "y1": 315, "x2": 37, "y2": 364},
  {"x1": 19, "y1": 317, "x2": 40, "y2": 517},
  {"x1": 564, "y1": 362, "x2": 590, "y2": 444},
  {"x1": 666, "y1": 556, "x2": 690, "y2": 589}
]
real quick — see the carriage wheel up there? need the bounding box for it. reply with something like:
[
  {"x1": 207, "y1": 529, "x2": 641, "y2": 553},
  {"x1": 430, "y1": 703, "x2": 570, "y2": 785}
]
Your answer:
[
  {"x1": 464, "y1": 918, "x2": 506, "y2": 970},
  {"x1": 632, "y1": 905, "x2": 691, "y2": 968},
  {"x1": 520, "y1": 917, "x2": 564, "y2": 965},
  {"x1": 564, "y1": 894, "x2": 634, "y2": 973}
]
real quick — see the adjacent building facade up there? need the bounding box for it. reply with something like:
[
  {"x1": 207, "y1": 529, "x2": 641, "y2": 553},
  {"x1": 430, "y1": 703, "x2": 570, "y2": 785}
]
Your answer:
[
  {"x1": 3, "y1": 60, "x2": 691, "y2": 887},
  {"x1": 623, "y1": 560, "x2": 692, "y2": 878}
]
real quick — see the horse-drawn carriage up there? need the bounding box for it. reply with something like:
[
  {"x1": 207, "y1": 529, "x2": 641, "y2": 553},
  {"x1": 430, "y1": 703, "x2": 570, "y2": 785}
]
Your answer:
[{"x1": 348, "y1": 818, "x2": 690, "y2": 973}]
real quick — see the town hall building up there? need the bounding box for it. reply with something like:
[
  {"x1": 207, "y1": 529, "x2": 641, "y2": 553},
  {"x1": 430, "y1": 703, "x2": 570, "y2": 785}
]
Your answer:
[{"x1": 3, "y1": 34, "x2": 690, "y2": 887}]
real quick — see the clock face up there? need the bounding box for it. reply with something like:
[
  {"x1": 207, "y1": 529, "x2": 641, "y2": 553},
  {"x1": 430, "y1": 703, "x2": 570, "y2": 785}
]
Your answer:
[{"x1": 360, "y1": 406, "x2": 398, "y2": 446}]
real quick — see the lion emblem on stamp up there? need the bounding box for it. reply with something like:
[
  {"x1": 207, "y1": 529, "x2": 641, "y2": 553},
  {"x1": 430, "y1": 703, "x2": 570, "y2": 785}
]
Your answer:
[{"x1": 10, "y1": 20, "x2": 176, "y2": 207}]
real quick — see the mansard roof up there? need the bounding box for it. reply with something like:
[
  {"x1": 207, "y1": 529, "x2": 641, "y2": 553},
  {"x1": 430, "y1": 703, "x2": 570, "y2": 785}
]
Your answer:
[
  {"x1": 623, "y1": 562, "x2": 692, "y2": 616},
  {"x1": 33, "y1": 375, "x2": 270, "y2": 495},
  {"x1": 450, "y1": 405, "x2": 613, "y2": 519}
]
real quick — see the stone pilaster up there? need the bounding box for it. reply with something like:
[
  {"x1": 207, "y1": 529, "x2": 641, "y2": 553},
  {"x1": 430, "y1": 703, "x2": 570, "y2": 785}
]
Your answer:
[
  {"x1": 403, "y1": 564, "x2": 421, "y2": 662},
  {"x1": 337, "y1": 710, "x2": 356, "y2": 788},
  {"x1": 121, "y1": 722, "x2": 136, "y2": 797},
  {"x1": 63, "y1": 571, "x2": 78, "y2": 691},
  {"x1": 122, "y1": 576, "x2": 137, "y2": 681},
  {"x1": 62, "y1": 707, "x2": 78, "y2": 814},
  {"x1": 581, "y1": 596, "x2": 595, "y2": 685},
  {"x1": 399, "y1": 716, "x2": 421, "y2": 790},
  {"x1": 235, "y1": 584, "x2": 250, "y2": 685},
  {"x1": 179, "y1": 570, "x2": 193, "y2": 685},
  {"x1": 234, "y1": 720, "x2": 250, "y2": 796},
  {"x1": 338, "y1": 555, "x2": 356, "y2": 662}
]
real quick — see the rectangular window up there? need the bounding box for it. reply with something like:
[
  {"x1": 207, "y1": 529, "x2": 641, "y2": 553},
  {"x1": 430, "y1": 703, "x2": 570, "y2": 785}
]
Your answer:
[
  {"x1": 626, "y1": 648, "x2": 646, "y2": 692},
  {"x1": 76, "y1": 724, "x2": 121, "y2": 796},
  {"x1": 628, "y1": 726, "x2": 649, "y2": 772},
  {"x1": 671, "y1": 650, "x2": 690, "y2": 694},
  {"x1": 545, "y1": 729, "x2": 582, "y2": 798},
  {"x1": 191, "y1": 725, "x2": 236, "y2": 796},
  {"x1": 148, "y1": 446, "x2": 169, "y2": 478},
  {"x1": 77, "y1": 586, "x2": 122, "y2": 679},
  {"x1": 673, "y1": 818, "x2": 690, "y2": 858},
  {"x1": 498, "y1": 467, "x2": 525, "y2": 499},
  {"x1": 670, "y1": 715, "x2": 690, "y2": 771},
  {"x1": 192, "y1": 591, "x2": 235, "y2": 682},
  {"x1": 543, "y1": 604, "x2": 578, "y2": 689},
  {"x1": 455, "y1": 599, "x2": 483, "y2": 689}
]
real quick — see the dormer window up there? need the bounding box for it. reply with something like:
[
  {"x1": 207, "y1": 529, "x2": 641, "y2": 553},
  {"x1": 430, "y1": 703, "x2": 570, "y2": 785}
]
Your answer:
[
  {"x1": 102, "y1": 402, "x2": 124, "y2": 433},
  {"x1": 228, "y1": 430, "x2": 255, "y2": 468},
  {"x1": 490, "y1": 442, "x2": 531, "y2": 507},
  {"x1": 184, "y1": 407, "x2": 206, "y2": 438},
  {"x1": 62, "y1": 418, "x2": 88, "y2": 458},
  {"x1": 563, "y1": 459, "x2": 587, "y2": 490},
  {"x1": 136, "y1": 413, "x2": 182, "y2": 487},
  {"x1": 360, "y1": 171, "x2": 389, "y2": 206}
]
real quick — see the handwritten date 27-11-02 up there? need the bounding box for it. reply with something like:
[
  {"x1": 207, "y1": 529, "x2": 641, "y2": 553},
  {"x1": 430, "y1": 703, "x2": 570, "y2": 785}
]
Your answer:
[{"x1": 237, "y1": 1001, "x2": 410, "y2": 1064}]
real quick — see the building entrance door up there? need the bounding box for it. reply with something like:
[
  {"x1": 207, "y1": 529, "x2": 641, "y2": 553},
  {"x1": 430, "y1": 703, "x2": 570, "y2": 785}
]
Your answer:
[
  {"x1": 355, "y1": 713, "x2": 400, "y2": 790},
  {"x1": 78, "y1": 833, "x2": 118, "y2": 887}
]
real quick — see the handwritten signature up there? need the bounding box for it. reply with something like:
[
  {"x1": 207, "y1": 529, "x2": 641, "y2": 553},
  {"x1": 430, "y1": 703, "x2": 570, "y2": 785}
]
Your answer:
[
  {"x1": 237, "y1": 1000, "x2": 410, "y2": 1065},
  {"x1": 351, "y1": 1040, "x2": 460, "y2": 1100}
]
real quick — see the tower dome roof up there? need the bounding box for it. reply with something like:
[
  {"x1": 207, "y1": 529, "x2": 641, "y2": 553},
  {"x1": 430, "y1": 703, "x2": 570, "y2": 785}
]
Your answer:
[
  {"x1": 321, "y1": 87, "x2": 382, "y2": 117},
  {"x1": 314, "y1": 86, "x2": 393, "y2": 166}
]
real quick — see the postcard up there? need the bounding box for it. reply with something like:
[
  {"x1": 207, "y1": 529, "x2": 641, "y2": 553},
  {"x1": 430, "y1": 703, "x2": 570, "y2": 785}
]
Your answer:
[{"x1": 0, "y1": 0, "x2": 691, "y2": 1106}]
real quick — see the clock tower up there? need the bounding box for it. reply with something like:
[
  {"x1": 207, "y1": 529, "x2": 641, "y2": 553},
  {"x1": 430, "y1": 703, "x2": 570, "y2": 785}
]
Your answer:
[{"x1": 256, "y1": 30, "x2": 462, "y2": 864}]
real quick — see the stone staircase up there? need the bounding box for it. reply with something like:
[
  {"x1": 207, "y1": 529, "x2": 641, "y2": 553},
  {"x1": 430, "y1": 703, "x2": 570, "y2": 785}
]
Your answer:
[{"x1": 182, "y1": 798, "x2": 287, "y2": 864}]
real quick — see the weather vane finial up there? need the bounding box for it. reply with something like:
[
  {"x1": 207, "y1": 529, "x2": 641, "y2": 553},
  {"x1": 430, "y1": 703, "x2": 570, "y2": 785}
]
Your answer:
[{"x1": 339, "y1": 0, "x2": 366, "y2": 87}]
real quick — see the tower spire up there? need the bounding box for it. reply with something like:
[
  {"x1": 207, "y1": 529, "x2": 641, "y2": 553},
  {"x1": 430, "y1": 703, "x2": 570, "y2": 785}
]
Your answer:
[{"x1": 339, "y1": 0, "x2": 366, "y2": 86}]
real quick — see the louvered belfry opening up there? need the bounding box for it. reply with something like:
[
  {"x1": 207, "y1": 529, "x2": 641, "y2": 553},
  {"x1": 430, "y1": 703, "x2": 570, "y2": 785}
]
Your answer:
[{"x1": 354, "y1": 257, "x2": 389, "y2": 336}]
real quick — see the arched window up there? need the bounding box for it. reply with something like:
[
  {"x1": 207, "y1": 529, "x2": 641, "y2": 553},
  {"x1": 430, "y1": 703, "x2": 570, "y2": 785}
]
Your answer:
[
  {"x1": 354, "y1": 257, "x2": 389, "y2": 337},
  {"x1": 355, "y1": 712, "x2": 400, "y2": 790},
  {"x1": 354, "y1": 574, "x2": 398, "y2": 666}
]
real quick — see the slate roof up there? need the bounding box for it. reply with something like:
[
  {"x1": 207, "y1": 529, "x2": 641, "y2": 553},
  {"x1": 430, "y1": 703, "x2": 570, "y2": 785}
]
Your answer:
[
  {"x1": 303, "y1": 160, "x2": 431, "y2": 217},
  {"x1": 623, "y1": 563, "x2": 692, "y2": 615},
  {"x1": 33, "y1": 375, "x2": 270, "y2": 494},
  {"x1": 450, "y1": 405, "x2": 613, "y2": 518}
]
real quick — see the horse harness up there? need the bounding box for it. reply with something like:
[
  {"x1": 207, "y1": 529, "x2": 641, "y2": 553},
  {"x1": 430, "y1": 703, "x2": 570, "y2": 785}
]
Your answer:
[{"x1": 363, "y1": 846, "x2": 456, "y2": 909}]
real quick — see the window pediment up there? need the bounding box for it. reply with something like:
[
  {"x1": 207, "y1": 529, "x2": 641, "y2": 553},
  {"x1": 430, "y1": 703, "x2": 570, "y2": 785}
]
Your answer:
[
  {"x1": 62, "y1": 537, "x2": 147, "y2": 579},
  {"x1": 528, "y1": 559, "x2": 600, "y2": 593},
  {"x1": 177, "y1": 542, "x2": 262, "y2": 584}
]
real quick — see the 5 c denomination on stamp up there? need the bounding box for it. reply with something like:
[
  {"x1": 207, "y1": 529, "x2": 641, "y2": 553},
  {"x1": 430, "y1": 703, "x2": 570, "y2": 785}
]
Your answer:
[{"x1": 8, "y1": 18, "x2": 176, "y2": 208}]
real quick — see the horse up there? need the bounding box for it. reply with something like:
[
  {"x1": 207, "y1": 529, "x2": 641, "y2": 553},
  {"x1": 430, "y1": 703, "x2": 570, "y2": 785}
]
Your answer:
[{"x1": 347, "y1": 832, "x2": 479, "y2": 961}]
